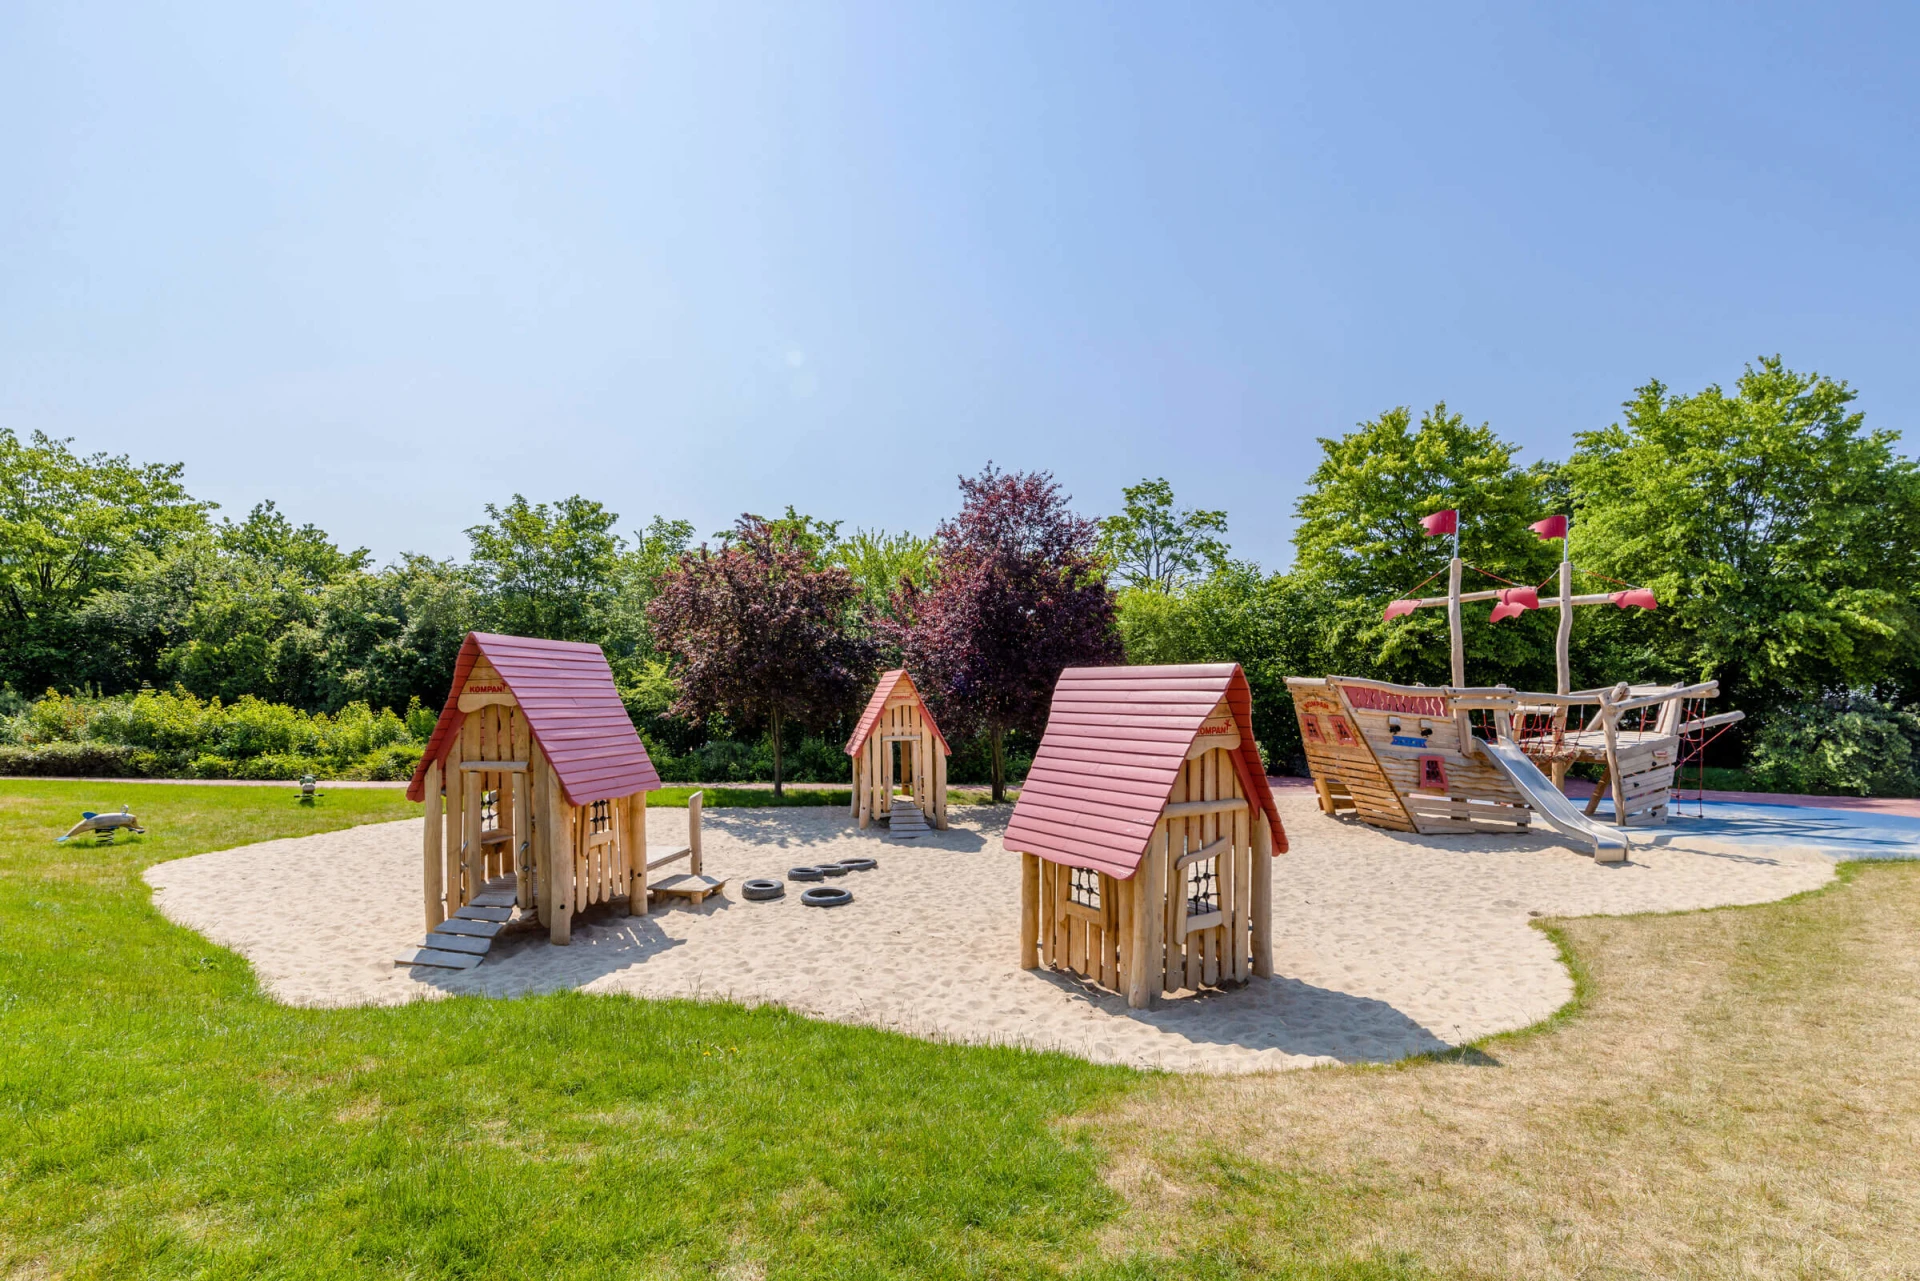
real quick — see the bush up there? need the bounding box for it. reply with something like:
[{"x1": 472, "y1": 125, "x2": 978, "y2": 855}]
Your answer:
[
  {"x1": 1746, "y1": 693, "x2": 1920, "y2": 797},
  {"x1": 0, "y1": 687, "x2": 426, "y2": 781},
  {"x1": 0, "y1": 742, "x2": 152, "y2": 777}
]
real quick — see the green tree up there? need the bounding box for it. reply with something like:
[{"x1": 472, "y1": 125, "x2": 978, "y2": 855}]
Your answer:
[
  {"x1": 1291, "y1": 404, "x2": 1557, "y2": 686},
  {"x1": 158, "y1": 504, "x2": 370, "y2": 706},
  {"x1": 1116, "y1": 564, "x2": 1340, "y2": 772},
  {"x1": 1097, "y1": 477, "x2": 1229, "y2": 592},
  {"x1": 1568, "y1": 357, "x2": 1920, "y2": 714},
  {"x1": 467, "y1": 495, "x2": 624, "y2": 642},
  {"x1": 832, "y1": 528, "x2": 936, "y2": 621},
  {"x1": 0, "y1": 429, "x2": 211, "y2": 691}
]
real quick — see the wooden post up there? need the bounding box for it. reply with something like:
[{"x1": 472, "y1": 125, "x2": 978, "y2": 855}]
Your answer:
[
  {"x1": 530, "y1": 742, "x2": 550, "y2": 926},
  {"x1": 1448, "y1": 554, "x2": 1474, "y2": 756},
  {"x1": 850, "y1": 749, "x2": 861, "y2": 820},
  {"x1": 1127, "y1": 853, "x2": 1151, "y2": 1009},
  {"x1": 1144, "y1": 819, "x2": 1166, "y2": 1003},
  {"x1": 688, "y1": 791, "x2": 703, "y2": 876},
  {"x1": 1600, "y1": 685, "x2": 1628, "y2": 826},
  {"x1": 1251, "y1": 811, "x2": 1273, "y2": 978},
  {"x1": 464, "y1": 764, "x2": 484, "y2": 907},
  {"x1": 626, "y1": 789, "x2": 648, "y2": 916},
  {"x1": 1039, "y1": 854, "x2": 1056, "y2": 968},
  {"x1": 511, "y1": 768, "x2": 531, "y2": 910},
  {"x1": 422, "y1": 760, "x2": 444, "y2": 930},
  {"x1": 546, "y1": 764, "x2": 572, "y2": 945},
  {"x1": 1019, "y1": 852, "x2": 1039, "y2": 968},
  {"x1": 1551, "y1": 554, "x2": 1574, "y2": 790},
  {"x1": 444, "y1": 759, "x2": 465, "y2": 915},
  {"x1": 1230, "y1": 775, "x2": 1249, "y2": 983},
  {"x1": 933, "y1": 743, "x2": 948, "y2": 829}
]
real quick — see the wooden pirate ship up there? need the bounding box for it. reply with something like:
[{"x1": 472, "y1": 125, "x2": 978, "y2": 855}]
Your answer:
[{"x1": 1290, "y1": 511, "x2": 1743, "y2": 859}]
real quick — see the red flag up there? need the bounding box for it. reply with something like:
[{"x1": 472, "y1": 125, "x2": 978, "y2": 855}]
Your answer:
[
  {"x1": 1383, "y1": 599, "x2": 1419, "y2": 621},
  {"x1": 1530, "y1": 515, "x2": 1568, "y2": 540},
  {"x1": 1420, "y1": 509, "x2": 1457, "y2": 536},
  {"x1": 1489, "y1": 586, "x2": 1539, "y2": 623},
  {"x1": 1610, "y1": 588, "x2": 1658, "y2": 611}
]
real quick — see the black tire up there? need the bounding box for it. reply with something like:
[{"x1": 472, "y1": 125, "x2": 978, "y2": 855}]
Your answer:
[
  {"x1": 742, "y1": 878, "x2": 784, "y2": 901},
  {"x1": 819, "y1": 862, "x2": 850, "y2": 877},
  {"x1": 788, "y1": 866, "x2": 826, "y2": 882},
  {"x1": 801, "y1": 886, "x2": 853, "y2": 908},
  {"x1": 837, "y1": 857, "x2": 877, "y2": 872}
]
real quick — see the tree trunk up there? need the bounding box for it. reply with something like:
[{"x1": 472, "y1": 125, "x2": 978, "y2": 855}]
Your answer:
[
  {"x1": 990, "y1": 725, "x2": 1006, "y2": 804},
  {"x1": 771, "y1": 708, "x2": 785, "y2": 799}
]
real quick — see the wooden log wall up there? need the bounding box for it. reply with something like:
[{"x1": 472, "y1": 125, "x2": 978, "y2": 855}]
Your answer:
[
  {"x1": 420, "y1": 654, "x2": 654, "y2": 947},
  {"x1": 1019, "y1": 746, "x2": 1257, "y2": 1008},
  {"x1": 853, "y1": 692, "x2": 948, "y2": 830}
]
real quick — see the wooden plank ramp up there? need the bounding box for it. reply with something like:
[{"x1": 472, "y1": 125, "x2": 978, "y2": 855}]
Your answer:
[
  {"x1": 887, "y1": 799, "x2": 930, "y2": 838},
  {"x1": 397, "y1": 877, "x2": 525, "y2": 969}
]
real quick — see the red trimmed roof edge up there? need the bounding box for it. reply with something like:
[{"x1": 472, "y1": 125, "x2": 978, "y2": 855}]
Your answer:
[
  {"x1": 405, "y1": 632, "x2": 660, "y2": 806},
  {"x1": 844, "y1": 669, "x2": 951, "y2": 756},
  {"x1": 1002, "y1": 663, "x2": 1287, "y2": 878}
]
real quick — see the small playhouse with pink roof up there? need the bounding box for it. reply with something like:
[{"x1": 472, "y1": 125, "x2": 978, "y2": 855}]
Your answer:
[
  {"x1": 403, "y1": 632, "x2": 717, "y2": 969},
  {"x1": 1005, "y1": 663, "x2": 1286, "y2": 1009}
]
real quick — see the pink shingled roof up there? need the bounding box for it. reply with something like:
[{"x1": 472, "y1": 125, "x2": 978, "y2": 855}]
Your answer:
[
  {"x1": 1002, "y1": 663, "x2": 1287, "y2": 879},
  {"x1": 405, "y1": 632, "x2": 661, "y2": 805},
  {"x1": 844, "y1": 669, "x2": 951, "y2": 756}
]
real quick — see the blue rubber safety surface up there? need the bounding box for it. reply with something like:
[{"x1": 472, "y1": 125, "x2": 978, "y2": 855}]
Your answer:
[{"x1": 1589, "y1": 797, "x2": 1920, "y2": 859}]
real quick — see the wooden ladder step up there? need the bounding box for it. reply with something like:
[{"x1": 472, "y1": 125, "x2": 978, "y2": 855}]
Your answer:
[
  {"x1": 434, "y1": 917, "x2": 503, "y2": 938},
  {"x1": 469, "y1": 892, "x2": 517, "y2": 909},
  {"x1": 455, "y1": 905, "x2": 513, "y2": 923},
  {"x1": 396, "y1": 946, "x2": 483, "y2": 970},
  {"x1": 424, "y1": 931, "x2": 491, "y2": 955}
]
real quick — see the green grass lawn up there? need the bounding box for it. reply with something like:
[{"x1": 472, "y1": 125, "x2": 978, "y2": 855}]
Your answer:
[
  {"x1": 0, "y1": 781, "x2": 1134, "y2": 1279},
  {"x1": 8, "y1": 780, "x2": 1916, "y2": 1278}
]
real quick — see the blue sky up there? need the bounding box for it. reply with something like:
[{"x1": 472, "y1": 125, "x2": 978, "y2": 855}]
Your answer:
[{"x1": 3, "y1": 2, "x2": 1915, "y2": 569}]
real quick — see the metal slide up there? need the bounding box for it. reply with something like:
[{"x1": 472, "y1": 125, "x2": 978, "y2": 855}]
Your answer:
[{"x1": 1479, "y1": 737, "x2": 1631, "y2": 861}]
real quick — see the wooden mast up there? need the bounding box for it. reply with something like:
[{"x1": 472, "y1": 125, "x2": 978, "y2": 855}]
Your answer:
[
  {"x1": 1447, "y1": 521, "x2": 1473, "y2": 755},
  {"x1": 1551, "y1": 521, "x2": 1574, "y2": 789}
]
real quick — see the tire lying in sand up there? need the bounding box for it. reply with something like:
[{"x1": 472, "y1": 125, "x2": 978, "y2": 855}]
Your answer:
[
  {"x1": 836, "y1": 857, "x2": 877, "y2": 872},
  {"x1": 801, "y1": 886, "x2": 853, "y2": 908},
  {"x1": 742, "y1": 878, "x2": 784, "y2": 900},
  {"x1": 788, "y1": 866, "x2": 826, "y2": 882},
  {"x1": 818, "y1": 862, "x2": 850, "y2": 877}
]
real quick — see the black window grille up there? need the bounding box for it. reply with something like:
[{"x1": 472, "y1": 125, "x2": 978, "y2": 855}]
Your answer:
[
  {"x1": 1069, "y1": 866, "x2": 1101, "y2": 910},
  {"x1": 590, "y1": 800, "x2": 611, "y2": 833},
  {"x1": 480, "y1": 789, "x2": 499, "y2": 832},
  {"x1": 1186, "y1": 858, "x2": 1218, "y2": 917}
]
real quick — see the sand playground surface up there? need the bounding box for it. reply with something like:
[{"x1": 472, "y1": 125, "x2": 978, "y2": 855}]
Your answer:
[{"x1": 145, "y1": 794, "x2": 1841, "y2": 1074}]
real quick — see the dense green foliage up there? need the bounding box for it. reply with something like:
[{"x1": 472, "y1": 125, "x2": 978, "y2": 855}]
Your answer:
[
  {"x1": 5, "y1": 355, "x2": 1915, "y2": 791},
  {"x1": 0, "y1": 686, "x2": 430, "y2": 780}
]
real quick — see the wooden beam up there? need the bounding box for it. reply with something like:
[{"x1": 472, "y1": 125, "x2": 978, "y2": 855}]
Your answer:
[
  {"x1": 422, "y1": 760, "x2": 444, "y2": 930},
  {"x1": 457, "y1": 759, "x2": 528, "y2": 772},
  {"x1": 1175, "y1": 834, "x2": 1233, "y2": 871},
  {"x1": 546, "y1": 762, "x2": 571, "y2": 945},
  {"x1": 1161, "y1": 797, "x2": 1247, "y2": 818},
  {"x1": 1019, "y1": 852, "x2": 1039, "y2": 969},
  {"x1": 1251, "y1": 811, "x2": 1273, "y2": 978}
]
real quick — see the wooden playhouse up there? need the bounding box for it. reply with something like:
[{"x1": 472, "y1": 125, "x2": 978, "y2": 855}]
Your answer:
[
  {"x1": 1005, "y1": 663, "x2": 1286, "y2": 1008},
  {"x1": 404, "y1": 633, "x2": 713, "y2": 965},
  {"x1": 846, "y1": 669, "x2": 950, "y2": 835}
]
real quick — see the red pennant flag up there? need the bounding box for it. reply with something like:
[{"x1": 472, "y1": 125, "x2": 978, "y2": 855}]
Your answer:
[
  {"x1": 1489, "y1": 586, "x2": 1539, "y2": 623},
  {"x1": 1420, "y1": 509, "x2": 1458, "y2": 536},
  {"x1": 1610, "y1": 588, "x2": 1658, "y2": 611},
  {"x1": 1383, "y1": 599, "x2": 1419, "y2": 621},
  {"x1": 1530, "y1": 515, "x2": 1568, "y2": 540}
]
